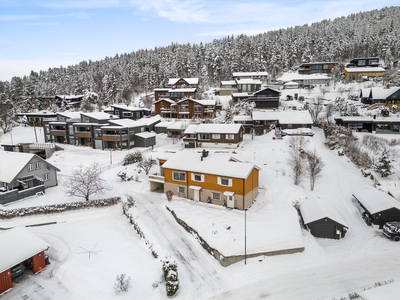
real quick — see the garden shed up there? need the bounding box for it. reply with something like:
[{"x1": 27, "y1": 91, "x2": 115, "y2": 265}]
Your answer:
[
  {"x1": 353, "y1": 187, "x2": 400, "y2": 229},
  {"x1": 0, "y1": 227, "x2": 49, "y2": 294},
  {"x1": 299, "y1": 198, "x2": 348, "y2": 239}
]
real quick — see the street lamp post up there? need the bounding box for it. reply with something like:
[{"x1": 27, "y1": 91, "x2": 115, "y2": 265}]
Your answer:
[{"x1": 245, "y1": 208, "x2": 247, "y2": 265}]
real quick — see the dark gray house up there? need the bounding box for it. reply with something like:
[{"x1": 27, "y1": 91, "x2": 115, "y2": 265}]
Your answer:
[
  {"x1": 0, "y1": 152, "x2": 60, "y2": 204},
  {"x1": 108, "y1": 104, "x2": 151, "y2": 120},
  {"x1": 299, "y1": 198, "x2": 348, "y2": 239},
  {"x1": 183, "y1": 124, "x2": 244, "y2": 148},
  {"x1": 353, "y1": 187, "x2": 400, "y2": 229},
  {"x1": 247, "y1": 87, "x2": 280, "y2": 108}
]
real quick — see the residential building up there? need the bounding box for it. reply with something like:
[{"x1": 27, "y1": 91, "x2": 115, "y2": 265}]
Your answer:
[
  {"x1": 235, "y1": 78, "x2": 262, "y2": 93},
  {"x1": 246, "y1": 87, "x2": 280, "y2": 108},
  {"x1": 343, "y1": 67, "x2": 385, "y2": 79},
  {"x1": 154, "y1": 78, "x2": 199, "y2": 101},
  {"x1": 334, "y1": 116, "x2": 400, "y2": 134},
  {"x1": 359, "y1": 87, "x2": 400, "y2": 105},
  {"x1": 154, "y1": 98, "x2": 221, "y2": 120},
  {"x1": 108, "y1": 104, "x2": 151, "y2": 120},
  {"x1": 346, "y1": 57, "x2": 380, "y2": 68},
  {"x1": 183, "y1": 124, "x2": 244, "y2": 148},
  {"x1": 298, "y1": 62, "x2": 337, "y2": 75},
  {"x1": 353, "y1": 187, "x2": 400, "y2": 229},
  {"x1": 232, "y1": 72, "x2": 269, "y2": 83},
  {"x1": 0, "y1": 152, "x2": 60, "y2": 204},
  {"x1": 149, "y1": 151, "x2": 260, "y2": 210},
  {"x1": 299, "y1": 198, "x2": 348, "y2": 239},
  {"x1": 16, "y1": 112, "x2": 57, "y2": 127}
]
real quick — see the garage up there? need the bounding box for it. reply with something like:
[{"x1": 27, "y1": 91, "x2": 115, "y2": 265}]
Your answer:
[
  {"x1": 0, "y1": 227, "x2": 49, "y2": 295},
  {"x1": 299, "y1": 198, "x2": 349, "y2": 239}
]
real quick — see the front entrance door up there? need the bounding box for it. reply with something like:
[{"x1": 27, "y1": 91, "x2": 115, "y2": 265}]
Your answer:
[
  {"x1": 227, "y1": 195, "x2": 234, "y2": 208},
  {"x1": 193, "y1": 189, "x2": 201, "y2": 202}
]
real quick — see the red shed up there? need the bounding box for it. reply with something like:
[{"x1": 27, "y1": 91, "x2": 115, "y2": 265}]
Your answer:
[{"x1": 0, "y1": 227, "x2": 49, "y2": 295}]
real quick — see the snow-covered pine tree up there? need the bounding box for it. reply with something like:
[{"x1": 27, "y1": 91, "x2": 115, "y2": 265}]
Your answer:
[{"x1": 374, "y1": 148, "x2": 393, "y2": 178}]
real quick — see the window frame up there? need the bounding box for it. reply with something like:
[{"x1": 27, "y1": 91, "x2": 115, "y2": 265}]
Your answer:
[
  {"x1": 173, "y1": 171, "x2": 186, "y2": 182},
  {"x1": 177, "y1": 186, "x2": 185, "y2": 194},
  {"x1": 211, "y1": 192, "x2": 221, "y2": 201}
]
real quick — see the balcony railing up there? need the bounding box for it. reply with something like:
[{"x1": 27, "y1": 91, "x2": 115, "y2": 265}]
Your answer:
[{"x1": 149, "y1": 174, "x2": 164, "y2": 183}]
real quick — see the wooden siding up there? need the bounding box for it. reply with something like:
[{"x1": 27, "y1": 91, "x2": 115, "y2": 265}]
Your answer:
[
  {"x1": 306, "y1": 218, "x2": 346, "y2": 239},
  {"x1": 0, "y1": 269, "x2": 12, "y2": 294},
  {"x1": 371, "y1": 207, "x2": 400, "y2": 229},
  {"x1": 50, "y1": 130, "x2": 66, "y2": 136},
  {"x1": 32, "y1": 251, "x2": 46, "y2": 274},
  {"x1": 74, "y1": 132, "x2": 91, "y2": 138},
  {"x1": 102, "y1": 135, "x2": 122, "y2": 142}
]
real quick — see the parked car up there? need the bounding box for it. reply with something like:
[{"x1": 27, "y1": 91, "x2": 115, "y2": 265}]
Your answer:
[
  {"x1": 11, "y1": 263, "x2": 26, "y2": 278},
  {"x1": 383, "y1": 221, "x2": 400, "y2": 241}
]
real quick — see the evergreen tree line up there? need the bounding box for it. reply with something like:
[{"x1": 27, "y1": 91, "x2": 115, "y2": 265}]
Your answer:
[{"x1": 1, "y1": 6, "x2": 400, "y2": 112}]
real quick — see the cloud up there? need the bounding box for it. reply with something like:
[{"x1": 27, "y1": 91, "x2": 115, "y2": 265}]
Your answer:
[
  {"x1": 35, "y1": 0, "x2": 121, "y2": 9},
  {"x1": 134, "y1": 0, "x2": 210, "y2": 23},
  {"x1": 0, "y1": 12, "x2": 89, "y2": 22}
]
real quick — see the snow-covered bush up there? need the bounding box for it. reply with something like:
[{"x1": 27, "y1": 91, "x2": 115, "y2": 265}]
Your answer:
[
  {"x1": 374, "y1": 148, "x2": 393, "y2": 178},
  {"x1": 0, "y1": 197, "x2": 121, "y2": 219},
  {"x1": 166, "y1": 190, "x2": 173, "y2": 201},
  {"x1": 114, "y1": 274, "x2": 131, "y2": 293},
  {"x1": 162, "y1": 259, "x2": 179, "y2": 296},
  {"x1": 122, "y1": 150, "x2": 143, "y2": 166}
]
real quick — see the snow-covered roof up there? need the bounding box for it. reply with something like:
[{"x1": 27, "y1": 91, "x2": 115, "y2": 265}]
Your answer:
[
  {"x1": 253, "y1": 87, "x2": 280, "y2": 95},
  {"x1": 278, "y1": 73, "x2": 331, "y2": 82},
  {"x1": 353, "y1": 187, "x2": 400, "y2": 214},
  {"x1": 335, "y1": 116, "x2": 400, "y2": 123},
  {"x1": 162, "y1": 152, "x2": 259, "y2": 179},
  {"x1": 81, "y1": 112, "x2": 112, "y2": 120},
  {"x1": 108, "y1": 119, "x2": 144, "y2": 127},
  {"x1": 370, "y1": 87, "x2": 400, "y2": 99},
  {"x1": 360, "y1": 88, "x2": 371, "y2": 98},
  {"x1": 232, "y1": 92, "x2": 250, "y2": 97},
  {"x1": 300, "y1": 198, "x2": 348, "y2": 227},
  {"x1": 111, "y1": 104, "x2": 147, "y2": 112},
  {"x1": 155, "y1": 121, "x2": 174, "y2": 128},
  {"x1": 16, "y1": 112, "x2": 57, "y2": 117},
  {"x1": 135, "y1": 132, "x2": 156, "y2": 138},
  {"x1": 55, "y1": 95, "x2": 84, "y2": 100},
  {"x1": 357, "y1": 282, "x2": 400, "y2": 300},
  {"x1": 252, "y1": 110, "x2": 313, "y2": 124},
  {"x1": 232, "y1": 72, "x2": 269, "y2": 77},
  {"x1": 168, "y1": 78, "x2": 199, "y2": 85},
  {"x1": 233, "y1": 115, "x2": 253, "y2": 121},
  {"x1": 388, "y1": 187, "x2": 400, "y2": 201},
  {"x1": 0, "y1": 227, "x2": 50, "y2": 274},
  {"x1": 344, "y1": 67, "x2": 385, "y2": 73},
  {"x1": 154, "y1": 88, "x2": 169, "y2": 91},
  {"x1": 221, "y1": 80, "x2": 237, "y2": 85},
  {"x1": 154, "y1": 98, "x2": 176, "y2": 104},
  {"x1": 184, "y1": 124, "x2": 199, "y2": 135},
  {"x1": 299, "y1": 62, "x2": 336, "y2": 66},
  {"x1": 57, "y1": 112, "x2": 81, "y2": 119},
  {"x1": 195, "y1": 124, "x2": 243, "y2": 134},
  {"x1": 235, "y1": 78, "x2": 262, "y2": 85},
  {"x1": 169, "y1": 88, "x2": 197, "y2": 93},
  {"x1": 0, "y1": 152, "x2": 59, "y2": 183},
  {"x1": 284, "y1": 81, "x2": 299, "y2": 86},
  {"x1": 166, "y1": 122, "x2": 189, "y2": 130},
  {"x1": 139, "y1": 115, "x2": 161, "y2": 125},
  {"x1": 282, "y1": 128, "x2": 314, "y2": 135}
]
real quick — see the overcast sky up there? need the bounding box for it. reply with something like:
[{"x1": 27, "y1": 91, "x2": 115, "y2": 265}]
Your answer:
[{"x1": 0, "y1": 0, "x2": 398, "y2": 81}]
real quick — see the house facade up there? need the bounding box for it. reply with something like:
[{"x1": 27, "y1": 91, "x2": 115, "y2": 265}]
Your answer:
[
  {"x1": 150, "y1": 152, "x2": 260, "y2": 210},
  {"x1": 359, "y1": 87, "x2": 400, "y2": 105},
  {"x1": 232, "y1": 72, "x2": 269, "y2": 83},
  {"x1": 108, "y1": 104, "x2": 151, "y2": 120},
  {"x1": 246, "y1": 87, "x2": 280, "y2": 108},
  {"x1": 16, "y1": 112, "x2": 57, "y2": 127},
  {"x1": 346, "y1": 57, "x2": 380, "y2": 68},
  {"x1": 154, "y1": 78, "x2": 199, "y2": 100},
  {"x1": 0, "y1": 152, "x2": 60, "y2": 204},
  {"x1": 343, "y1": 67, "x2": 385, "y2": 79},
  {"x1": 154, "y1": 98, "x2": 221, "y2": 120},
  {"x1": 183, "y1": 124, "x2": 244, "y2": 148},
  {"x1": 298, "y1": 62, "x2": 338, "y2": 75},
  {"x1": 335, "y1": 116, "x2": 400, "y2": 134}
]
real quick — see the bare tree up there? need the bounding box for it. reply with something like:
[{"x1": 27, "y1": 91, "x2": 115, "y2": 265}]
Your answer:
[
  {"x1": 63, "y1": 162, "x2": 112, "y2": 201},
  {"x1": 0, "y1": 97, "x2": 15, "y2": 134},
  {"x1": 288, "y1": 137, "x2": 309, "y2": 185},
  {"x1": 325, "y1": 102, "x2": 335, "y2": 124},
  {"x1": 305, "y1": 149, "x2": 324, "y2": 191},
  {"x1": 308, "y1": 97, "x2": 324, "y2": 125},
  {"x1": 114, "y1": 274, "x2": 131, "y2": 293},
  {"x1": 138, "y1": 157, "x2": 157, "y2": 175}
]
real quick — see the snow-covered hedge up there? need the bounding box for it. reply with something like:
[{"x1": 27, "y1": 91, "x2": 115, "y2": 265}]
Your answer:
[{"x1": 0, "y1": 197, "x2": 121, "y2": 219}]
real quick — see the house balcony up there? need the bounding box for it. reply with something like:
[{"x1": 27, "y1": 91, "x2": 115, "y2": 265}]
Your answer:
[
  {"x1": 50, "y1": 130, "x2": 66, "y2": 136},
  {"x1": 102, "y1": 134, "x2": 128, "y2": 142},
  {"x1": 74, "y1": 131, "x2": 92, "y2": 138}
]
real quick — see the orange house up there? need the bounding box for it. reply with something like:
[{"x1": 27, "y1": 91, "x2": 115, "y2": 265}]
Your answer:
[{"x1": 150, "y1": 151, "x2": 260, "y2": 210}]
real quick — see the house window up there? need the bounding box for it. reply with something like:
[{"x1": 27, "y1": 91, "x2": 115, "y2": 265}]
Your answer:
[
  {"x1": 194, "y1": 104, "x2": 201, "y2": 112},
  {"x1": 198, "y1": 133, "x2": 210, "y2": 140},
  {"x1": 212, "y1": 134, "x2": 220, "y2": 139},
  {"x1": 35, "y1": 162, "x2": 41, "y2": 170},
  {"x1": 191, "y1": 173, "x2": 204, "y2": 182},
  {"x1": 194, "y1": 113, "x2": 201, "y2": 119},
  {"x1": 114, "y1": 109, "x2": 120, "y2": 115},
  {"x1": 27, "y1": 163, "x2": 33, "y2": 172},
  {"x1": 173, "y1": 171, "x2": 186, "y2": 182},
  {"x1": 178, "y1": 186, "x2": 185, "y2": 194},
  {"x1": 212, "y1": 192, "x2": 221, "y2": 201},
  {"x1": 82, "y1": 116, "x2": 90, "y2": 123},
  {"x1": 69, "y1": 126, "x2": 74, "y2": 135},
  {"x1": 218, "y1": 177, "x2": 232, "y2": 187},
  {"x1": 43, "y1": 173, "x2": 50, "y2": 181},
  {"x1": 287, "y1": 124, "x2": 293, "y2": 128},
  {"x1": 226, "y1": 134, "x2": 234, "y2": 140},
  {"x1": 45, "y1": 125, "x2": 50, "y2": 134},
  {"x1": 123, "y1": 112, "x2": 133, "y2": 117},
  {"x1": 181, "y1": 101, "x2": 189, "y2": 112}
]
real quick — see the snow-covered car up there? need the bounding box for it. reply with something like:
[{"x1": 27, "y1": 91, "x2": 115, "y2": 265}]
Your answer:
[
  {"x1": 11, "y1": 263, "x2": 26, "y2": 278},
  {"x1": 383, "y1": 221, "x2": 400, "y2": 241}
]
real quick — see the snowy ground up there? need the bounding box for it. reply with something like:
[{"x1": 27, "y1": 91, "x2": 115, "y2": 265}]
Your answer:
[{"x1": 1, "y1": 81, "x2": 400, "y2": 299}]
